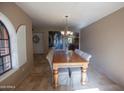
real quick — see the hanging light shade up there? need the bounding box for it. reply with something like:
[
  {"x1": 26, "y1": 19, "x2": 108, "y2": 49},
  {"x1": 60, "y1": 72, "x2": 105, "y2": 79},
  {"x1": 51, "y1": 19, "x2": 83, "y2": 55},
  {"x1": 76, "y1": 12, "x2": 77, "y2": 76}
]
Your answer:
[{"x1": 61, "y1": 16, "x2": 73, "y2": 36}]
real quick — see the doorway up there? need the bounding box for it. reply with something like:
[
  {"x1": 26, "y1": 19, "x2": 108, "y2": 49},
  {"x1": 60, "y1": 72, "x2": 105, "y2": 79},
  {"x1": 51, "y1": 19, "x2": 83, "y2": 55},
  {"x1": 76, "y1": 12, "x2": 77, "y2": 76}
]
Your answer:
[{"x1": 33, "y1": 32, "x2": 44, "y2": 54}]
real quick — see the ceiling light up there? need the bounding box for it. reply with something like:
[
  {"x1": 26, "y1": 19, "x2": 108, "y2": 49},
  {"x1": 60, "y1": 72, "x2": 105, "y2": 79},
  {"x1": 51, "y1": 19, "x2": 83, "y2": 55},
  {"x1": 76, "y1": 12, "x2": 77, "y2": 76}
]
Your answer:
[{"x1": 61, "y1": 16, "x2": 73, "y2": 36}]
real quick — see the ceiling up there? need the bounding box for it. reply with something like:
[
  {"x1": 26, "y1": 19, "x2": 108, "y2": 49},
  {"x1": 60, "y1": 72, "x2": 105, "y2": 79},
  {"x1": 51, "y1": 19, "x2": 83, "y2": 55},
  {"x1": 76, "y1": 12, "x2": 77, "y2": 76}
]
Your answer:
[{"x1": 16, "y1": 2, "x2": 124, "y2": 31}]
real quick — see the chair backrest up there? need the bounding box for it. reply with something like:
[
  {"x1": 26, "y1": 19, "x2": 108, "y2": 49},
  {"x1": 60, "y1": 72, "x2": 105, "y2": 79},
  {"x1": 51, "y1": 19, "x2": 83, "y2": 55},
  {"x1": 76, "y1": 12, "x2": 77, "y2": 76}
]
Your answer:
[
  {"x1": 81, "y1": 52, "x2": 92, "y2": 61},
  {"x1": 74, "y1": 49, "x2": 80, "y2": 54},
  {"x1": 75, "y1": 49, "x2": 84, "y2": 56},
  {"x1": 74, "y1": 49, "x2": 92, "y2": 61},
  {"x1": 46, "y1": 49, "x2": 54, "y2": 71},
  {"x1": 78, "y1": 50, "x2": 84, "y2": 56}
]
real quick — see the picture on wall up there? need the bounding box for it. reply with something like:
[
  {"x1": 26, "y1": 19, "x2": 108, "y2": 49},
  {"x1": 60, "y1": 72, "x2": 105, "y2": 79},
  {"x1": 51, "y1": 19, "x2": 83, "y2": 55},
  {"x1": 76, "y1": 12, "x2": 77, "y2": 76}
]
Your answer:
[{"x1": 48, "y1": 31, "x2": 63, "y2": 49}]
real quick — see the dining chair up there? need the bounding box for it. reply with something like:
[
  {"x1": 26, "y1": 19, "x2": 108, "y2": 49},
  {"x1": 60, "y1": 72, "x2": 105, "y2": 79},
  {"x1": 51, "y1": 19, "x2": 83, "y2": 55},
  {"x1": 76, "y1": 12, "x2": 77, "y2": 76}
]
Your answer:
[
  {"x1": 74, "y1": 49, "x2": 84, "y2": 56},
  {"x1": 69, "y1": 67, "x2": 81, "y2": 87},
  {"x1": 78, "y1": 51, "x2": 84, "y2": 56},
  {"x1": 74, "y1": 49, "x2": 92, "y2": 61},
  {"x1": 74, "y1": 49, "x2": 80, "y2": 54},
  {"x1": 80, "y1": 52, "x2": 92, "y2": 61},
  {"x1": 70, "y1": 49, "x2": 92, "y2": 86},
  {"x1": 46, "y1": 49, "x2": 70, "y2": 85}
]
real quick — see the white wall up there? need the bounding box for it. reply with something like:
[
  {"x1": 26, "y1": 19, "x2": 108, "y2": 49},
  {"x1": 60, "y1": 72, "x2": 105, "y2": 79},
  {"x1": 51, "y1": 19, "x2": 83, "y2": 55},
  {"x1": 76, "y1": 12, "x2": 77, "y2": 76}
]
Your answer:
[{"x1": 17, "y1": 25, "x2": 27, "y2": 67}]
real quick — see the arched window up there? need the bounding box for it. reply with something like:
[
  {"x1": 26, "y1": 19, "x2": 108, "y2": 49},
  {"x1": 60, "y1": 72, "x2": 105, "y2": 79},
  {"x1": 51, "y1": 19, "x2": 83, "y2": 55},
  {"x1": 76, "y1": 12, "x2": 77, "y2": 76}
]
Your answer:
[{"x1": 0, "y1": 21, "x2": 12, "y2": 75}]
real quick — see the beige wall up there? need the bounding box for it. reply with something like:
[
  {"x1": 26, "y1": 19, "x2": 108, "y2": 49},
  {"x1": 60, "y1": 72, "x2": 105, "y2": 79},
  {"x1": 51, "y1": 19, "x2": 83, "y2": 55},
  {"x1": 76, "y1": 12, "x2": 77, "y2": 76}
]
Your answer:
[
  {"x1": 0, "y1": 2, "x2": 33, "y2": 88},
  {"x1": 80, "y1": 7, "x2": 124, "y2": 87}
]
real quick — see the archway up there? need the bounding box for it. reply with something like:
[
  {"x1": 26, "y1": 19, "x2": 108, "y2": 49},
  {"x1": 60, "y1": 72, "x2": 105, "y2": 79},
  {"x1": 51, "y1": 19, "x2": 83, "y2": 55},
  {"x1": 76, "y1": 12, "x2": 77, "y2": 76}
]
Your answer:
[{"x1": 0, "y1": 12, "x2": 18, "y2": 69}]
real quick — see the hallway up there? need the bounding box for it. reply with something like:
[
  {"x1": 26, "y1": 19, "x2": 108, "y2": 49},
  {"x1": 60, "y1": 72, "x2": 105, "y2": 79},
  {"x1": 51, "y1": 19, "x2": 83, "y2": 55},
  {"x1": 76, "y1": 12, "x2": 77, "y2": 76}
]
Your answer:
[{"x1": 16, "y1": 55, "x2": 124, "y2": 91}]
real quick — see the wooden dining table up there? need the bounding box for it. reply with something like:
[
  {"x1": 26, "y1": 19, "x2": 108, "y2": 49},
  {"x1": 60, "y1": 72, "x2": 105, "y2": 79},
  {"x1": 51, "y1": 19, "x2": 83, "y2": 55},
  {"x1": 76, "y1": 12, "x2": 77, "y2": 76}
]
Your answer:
[{"x1": 52, "y1": 50, "x2": 89, "y2": 88}]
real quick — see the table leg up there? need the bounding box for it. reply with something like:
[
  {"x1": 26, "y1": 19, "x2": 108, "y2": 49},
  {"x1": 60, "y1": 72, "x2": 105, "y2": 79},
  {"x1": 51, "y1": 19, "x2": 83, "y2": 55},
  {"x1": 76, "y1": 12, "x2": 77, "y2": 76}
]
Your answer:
[
  {"x1": 53, "y1": 68, "x2": 58, "y2": 88},
  {"x1": 81, "y1": 66, "x2": 88, "y2": 85}
]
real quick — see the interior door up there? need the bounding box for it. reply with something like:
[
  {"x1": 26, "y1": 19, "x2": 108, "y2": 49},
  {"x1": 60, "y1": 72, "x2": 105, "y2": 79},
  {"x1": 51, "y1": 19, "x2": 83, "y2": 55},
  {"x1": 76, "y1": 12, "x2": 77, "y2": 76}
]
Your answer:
[{"x1": 33, "y1": 33, "x2": 44, "y2": 54}]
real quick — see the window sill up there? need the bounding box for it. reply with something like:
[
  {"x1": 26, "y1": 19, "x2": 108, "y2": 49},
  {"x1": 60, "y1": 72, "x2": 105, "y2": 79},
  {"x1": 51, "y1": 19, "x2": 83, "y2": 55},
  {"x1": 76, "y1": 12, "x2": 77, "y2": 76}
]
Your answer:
[{"x1": 0, "y1": 68, "x2": 18, "y2": 82}]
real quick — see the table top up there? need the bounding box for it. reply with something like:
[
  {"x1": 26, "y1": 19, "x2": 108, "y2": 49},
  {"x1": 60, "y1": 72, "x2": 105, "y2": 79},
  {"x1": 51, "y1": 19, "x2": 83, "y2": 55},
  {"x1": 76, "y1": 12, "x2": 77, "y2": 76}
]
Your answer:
[{"x1": 53, "y1": 50, "x2": 87, "y2": 64}]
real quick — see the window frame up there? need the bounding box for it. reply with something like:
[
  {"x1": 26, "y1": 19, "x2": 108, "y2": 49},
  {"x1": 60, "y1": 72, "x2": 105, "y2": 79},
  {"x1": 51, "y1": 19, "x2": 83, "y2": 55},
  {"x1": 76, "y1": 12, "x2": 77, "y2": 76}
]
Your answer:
[{"x1": 0, "y1": 21, "x2": 12, "y2": 76}]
